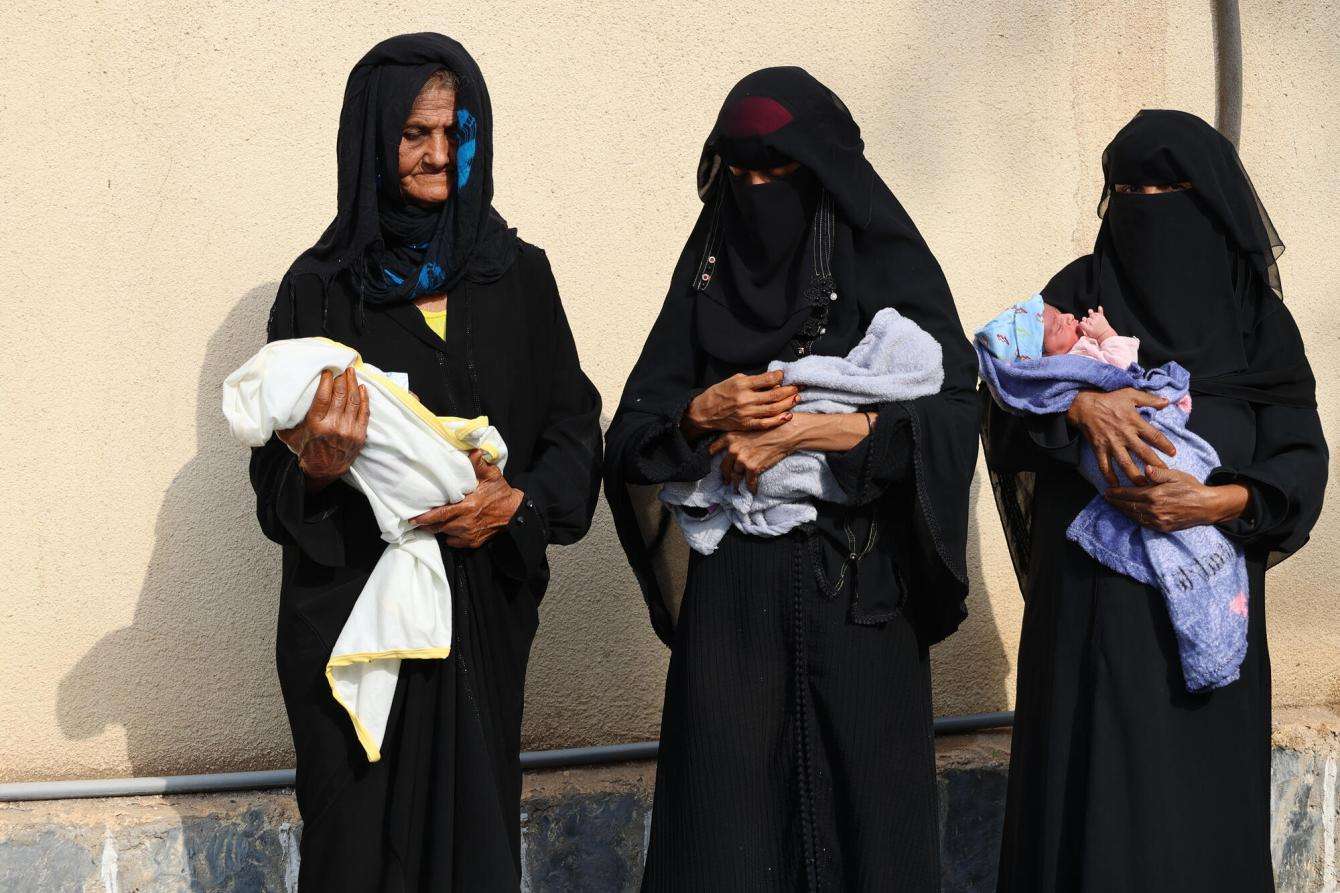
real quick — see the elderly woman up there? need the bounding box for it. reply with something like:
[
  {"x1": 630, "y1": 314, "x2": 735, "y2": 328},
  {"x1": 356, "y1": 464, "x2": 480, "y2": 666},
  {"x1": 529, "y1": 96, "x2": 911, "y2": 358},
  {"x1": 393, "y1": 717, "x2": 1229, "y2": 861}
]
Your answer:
[
  {"x1": 249, "y1": 33, "x2": 601, "y2": 890},
  {"x1": 985, "y1": 111, "x2": 1328, "y2": 891},
  {"x1": 605, "y1": 68, "x2": 978, "y2": 889}
]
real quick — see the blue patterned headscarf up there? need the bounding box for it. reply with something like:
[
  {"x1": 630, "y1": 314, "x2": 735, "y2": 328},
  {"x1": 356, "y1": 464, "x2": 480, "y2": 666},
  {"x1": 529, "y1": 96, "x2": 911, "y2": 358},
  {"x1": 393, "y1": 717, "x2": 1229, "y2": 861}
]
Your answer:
[{"x1": 975, "y1": 294, "x2": 1045, "y2": 362}]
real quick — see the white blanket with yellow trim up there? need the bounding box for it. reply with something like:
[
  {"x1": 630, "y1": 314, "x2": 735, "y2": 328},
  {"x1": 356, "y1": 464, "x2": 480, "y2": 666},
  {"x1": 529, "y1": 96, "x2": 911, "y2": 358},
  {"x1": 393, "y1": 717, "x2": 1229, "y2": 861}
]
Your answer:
[{"x1": 222, "y1": 337, "x2": 507, "y2": 762}]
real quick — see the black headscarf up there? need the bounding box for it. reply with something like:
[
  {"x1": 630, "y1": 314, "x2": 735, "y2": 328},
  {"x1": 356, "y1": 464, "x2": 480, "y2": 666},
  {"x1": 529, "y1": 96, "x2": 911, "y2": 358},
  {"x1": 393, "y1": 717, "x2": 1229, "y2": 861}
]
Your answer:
[
  {"x1": 605, "y1": 67, "x2": 979, "y2": 646},
  {"x1": 287, "y1": 32, "x2": 517, "y2": 313},
  {"x1": 1048, "y1": 109, "x2": 1313, "y2": 407}
]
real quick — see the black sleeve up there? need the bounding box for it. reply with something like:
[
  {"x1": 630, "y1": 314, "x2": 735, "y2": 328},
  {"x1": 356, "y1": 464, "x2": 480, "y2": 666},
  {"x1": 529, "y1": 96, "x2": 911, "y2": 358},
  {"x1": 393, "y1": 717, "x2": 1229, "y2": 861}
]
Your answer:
[
  {"x1": 1206, "y1": 304, "x2": 1328, "y2": 557},
  {"x1": 824, "y1": 402, "x2": 914, "y2": 505},
  {"x1": 1206, "y1": 400, "x2": 1328, "y2": 555},
  {"x1": 250, "y1": 442, "x2": 350, "y2": 566},
  {"x1": 247, "y1": 274, "x2": 358, "y2": 567},
  {"x1": 490, "y1": 252, "x2": 603, "y2": 585},
  {"x1": 980, "y1": 389, "x2": 1082, "y2": 474},
  {"x1": 615, "y1": 391, "x2": 716, "y2": 486},
  {"x1": 603, "y1": 240, "x2": 715, "y2": 644}
]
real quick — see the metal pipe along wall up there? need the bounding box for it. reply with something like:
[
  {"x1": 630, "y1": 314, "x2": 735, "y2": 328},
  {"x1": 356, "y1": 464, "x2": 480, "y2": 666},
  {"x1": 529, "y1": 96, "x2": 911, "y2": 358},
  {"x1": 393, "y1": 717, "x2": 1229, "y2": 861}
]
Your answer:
[{"x1": 0, "y1": 712, "x2": 1015, "y2": 802}]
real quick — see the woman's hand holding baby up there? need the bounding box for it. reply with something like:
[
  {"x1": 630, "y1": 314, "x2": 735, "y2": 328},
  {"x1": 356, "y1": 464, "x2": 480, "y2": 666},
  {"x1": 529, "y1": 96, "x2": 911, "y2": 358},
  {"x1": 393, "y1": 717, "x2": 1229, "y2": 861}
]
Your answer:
[
  {"x1": 682, "y1": 371, "x2": 800, "y2": 438},
  {"x1": 410, "y1": 451, "x2": 524, "y2": 548},
  {"x1": 1104, "y1": 466, "x2": 1250, "y2": 531},
  {"x1": 278, "y1": 367, "x2": 370, "y2": 493},
  {"x1": 711, "y1": 412, "x2": 873, "y2": 492},
  {"x1": 1066, "y1": 387, "x2": 1176, "y2": 486}
]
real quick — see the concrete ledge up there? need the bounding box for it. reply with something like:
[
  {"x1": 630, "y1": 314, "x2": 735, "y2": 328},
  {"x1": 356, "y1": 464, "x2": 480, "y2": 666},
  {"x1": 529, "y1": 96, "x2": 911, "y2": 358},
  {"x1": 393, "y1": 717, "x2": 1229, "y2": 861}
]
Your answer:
[{"x1": 2, "y1": 710, "x2": 1335, "y2": 891}]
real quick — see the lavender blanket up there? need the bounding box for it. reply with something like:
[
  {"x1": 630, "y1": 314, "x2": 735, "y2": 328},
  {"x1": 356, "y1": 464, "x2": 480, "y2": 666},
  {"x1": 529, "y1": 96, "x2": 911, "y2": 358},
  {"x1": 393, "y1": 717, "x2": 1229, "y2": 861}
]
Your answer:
[{"x1": 976, "y1": 345, "x2": 1249, "y2": 692}]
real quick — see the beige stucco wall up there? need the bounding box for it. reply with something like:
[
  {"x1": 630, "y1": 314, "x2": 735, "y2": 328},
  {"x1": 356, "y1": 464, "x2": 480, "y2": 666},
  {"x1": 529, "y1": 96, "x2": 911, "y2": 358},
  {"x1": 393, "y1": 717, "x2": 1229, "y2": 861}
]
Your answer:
[{"x1": 1, "y1": 0, "x2": 1335, "y2": 782}]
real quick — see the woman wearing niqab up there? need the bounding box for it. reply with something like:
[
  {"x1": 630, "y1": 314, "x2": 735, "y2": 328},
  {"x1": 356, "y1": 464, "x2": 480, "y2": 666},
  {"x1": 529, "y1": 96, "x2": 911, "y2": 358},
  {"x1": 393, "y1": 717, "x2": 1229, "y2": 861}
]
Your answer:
[
  {"x1": 986, "y1": 110, "x2": 1328, "y2": 891},
  {"x1": 605, "y1": 67, "x2": 979, "y2": 890},
  {"x1": 248, "y1": 33, "x2": 602, "y2": 891}
]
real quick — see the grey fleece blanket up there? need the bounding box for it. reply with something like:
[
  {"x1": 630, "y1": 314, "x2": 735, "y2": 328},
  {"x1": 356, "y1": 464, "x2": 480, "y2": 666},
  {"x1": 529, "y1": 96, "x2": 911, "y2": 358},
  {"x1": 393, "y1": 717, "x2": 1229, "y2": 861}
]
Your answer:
[{"x1": 660, "y1": 307, "x2": 944, "y2": 555}]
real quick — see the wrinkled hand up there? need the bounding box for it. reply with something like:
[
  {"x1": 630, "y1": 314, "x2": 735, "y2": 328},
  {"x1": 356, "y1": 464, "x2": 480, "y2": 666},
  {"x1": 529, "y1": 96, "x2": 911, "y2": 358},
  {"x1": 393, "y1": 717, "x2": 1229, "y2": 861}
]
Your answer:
[
  {"x1": 1066, "y1": 387, "x2": 1176, "y2": 486},
  {"x1": 710, "y1": 422, "x2": 802, "y2": 493},
  {"x1": 277, "y1": 367, "x2": 369, "y2": 489},
  {"x1": 1079, "y1": 306, "x2": 1116, "y2": 342},
  {"x1": 409, "y1": 451, "x2": 524, "y2": 549},
  {"x1": 683, "y1": 371, "x2": 799, "y2": 438},
  {"x1": 1104, "y1": 466, "x2": 1249, "y2": 532}
]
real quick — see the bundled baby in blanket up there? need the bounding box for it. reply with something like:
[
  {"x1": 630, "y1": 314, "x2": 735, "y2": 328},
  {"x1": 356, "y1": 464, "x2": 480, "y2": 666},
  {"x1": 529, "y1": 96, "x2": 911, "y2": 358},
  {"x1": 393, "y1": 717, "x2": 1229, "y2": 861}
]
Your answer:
[
  {"x1": 222, "y1": 337, "x2": 506, "y2": 763},
  {"x1": 976, "y1": 295, "x2": 1248, "y2": 692},
  {"x1": 660, "y1": 306, "x2": 944, "y2": 556}
]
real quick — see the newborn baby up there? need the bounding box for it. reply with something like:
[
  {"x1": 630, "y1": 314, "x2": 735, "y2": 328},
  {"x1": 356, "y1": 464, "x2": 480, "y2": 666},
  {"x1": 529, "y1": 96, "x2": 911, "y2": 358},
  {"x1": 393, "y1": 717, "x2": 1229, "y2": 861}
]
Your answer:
[
  {"x1": 979, "y1": 294, "x2": 1189, "y2": 411},
  {"x1": 1039, "y1": 301, "x2": 1192, "y2": 412},
  {"x1": 977, "y1": 293, "x2": 1139, "y2": 367},
  {"x1": 1042, "y1": 303, "x2": 1139, "y2": 367}
]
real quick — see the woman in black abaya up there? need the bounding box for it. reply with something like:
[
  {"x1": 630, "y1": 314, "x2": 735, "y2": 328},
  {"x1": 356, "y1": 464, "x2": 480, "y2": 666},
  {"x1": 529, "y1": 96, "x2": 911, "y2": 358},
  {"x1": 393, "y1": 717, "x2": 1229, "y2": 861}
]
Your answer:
[
  {"x1": 605, "y1": 68, "x2": 979, "y2": 891},
  {"x1": 248, "y1": 33, "x2": 602, "y2": 890},
  {"x1": 987, "y1": 110, "x2": 1328, "y2": 891}
]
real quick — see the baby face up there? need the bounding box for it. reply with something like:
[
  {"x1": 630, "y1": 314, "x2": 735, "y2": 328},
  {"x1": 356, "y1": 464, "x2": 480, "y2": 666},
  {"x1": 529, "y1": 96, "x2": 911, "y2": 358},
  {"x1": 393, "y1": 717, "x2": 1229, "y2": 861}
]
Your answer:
[{"x1": 1042, "y1": 304, "x2": 1080, "y2": 355}]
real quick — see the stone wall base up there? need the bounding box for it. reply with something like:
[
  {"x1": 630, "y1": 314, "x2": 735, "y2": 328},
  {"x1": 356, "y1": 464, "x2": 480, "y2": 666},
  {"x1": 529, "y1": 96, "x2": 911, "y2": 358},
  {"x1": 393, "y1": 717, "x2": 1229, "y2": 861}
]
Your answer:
[{"x1": 2, "y1": 710, "x2": 1336, "y2": 891}]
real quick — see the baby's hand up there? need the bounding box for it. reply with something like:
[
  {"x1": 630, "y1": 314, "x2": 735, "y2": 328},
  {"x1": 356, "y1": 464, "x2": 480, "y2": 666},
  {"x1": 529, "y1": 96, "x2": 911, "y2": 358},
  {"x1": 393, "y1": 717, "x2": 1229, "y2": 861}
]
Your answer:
[{"x1": 1080, "y1": 307, "x2": 1116, "y2": 342}]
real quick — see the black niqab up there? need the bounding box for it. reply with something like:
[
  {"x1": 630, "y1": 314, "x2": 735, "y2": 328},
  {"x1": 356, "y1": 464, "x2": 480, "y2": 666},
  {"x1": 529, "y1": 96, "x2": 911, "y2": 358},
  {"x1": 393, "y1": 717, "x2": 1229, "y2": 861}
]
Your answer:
[
  {"x1": 1099, "y1": 109, "x2": 1284, "y2": 299},
  {"x1": 693, "y1": 73, "x2": 839, "y2": 366},
  {"x1": 1050, "y1": 110, "x2": 1311, "y2": 405},
  {"x1": 287, "y1": 32, "x2": 517, "y2": 311},
  {"x1": 1103, "y1": 188, "x2": 1244, "y2": 375},
  {"x1": 697, "y1": 166, "x2": 821, "y2": 364}
]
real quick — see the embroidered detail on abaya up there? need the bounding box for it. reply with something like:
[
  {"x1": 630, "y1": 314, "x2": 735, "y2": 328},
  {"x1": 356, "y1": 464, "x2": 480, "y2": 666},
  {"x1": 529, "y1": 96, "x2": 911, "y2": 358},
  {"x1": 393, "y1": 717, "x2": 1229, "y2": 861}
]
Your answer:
[
  {"x1": 604, "y1": 66, "x2": 978, "y2": 890},
  {"x1": 987, "y1": 110, "x2": 1328, "y2": 892}
]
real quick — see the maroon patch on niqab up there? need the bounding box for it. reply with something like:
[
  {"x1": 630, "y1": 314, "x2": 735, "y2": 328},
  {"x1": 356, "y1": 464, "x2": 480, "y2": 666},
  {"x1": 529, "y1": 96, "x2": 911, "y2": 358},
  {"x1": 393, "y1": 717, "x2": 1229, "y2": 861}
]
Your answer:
[{"x1": 720, "y1": 96, "x2": 794, "y2": 138}]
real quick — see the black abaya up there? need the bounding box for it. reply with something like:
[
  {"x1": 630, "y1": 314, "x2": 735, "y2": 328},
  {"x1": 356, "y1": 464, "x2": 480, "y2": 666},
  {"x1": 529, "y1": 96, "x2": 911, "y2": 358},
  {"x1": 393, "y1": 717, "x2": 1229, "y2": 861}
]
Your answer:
[
  {"x1": 648, "y1": 531, "x2": 939, "y2": 891},
  {"x1": 250, "y1": 34, "x2": 602, "y2": 889},
  {"x1": 989, "y1": 111, "x2": 1328, "y2": 891},
  {"x1": 605, "y1": 68, "x2": 978, "y2": 890},
  {"x1": 252, "y1": 248, "x2": 601, "y2": 890},
  {"x1": 989, "y1": 388, "x2": 1289, "y2": 890}
]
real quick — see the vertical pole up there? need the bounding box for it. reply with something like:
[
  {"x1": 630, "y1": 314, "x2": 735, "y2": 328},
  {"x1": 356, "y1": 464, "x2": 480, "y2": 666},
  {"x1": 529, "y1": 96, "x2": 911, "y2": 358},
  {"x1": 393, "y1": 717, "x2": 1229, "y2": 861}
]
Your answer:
[{"x1": 1213, "y1": 0, "x2": 1243, "y2": 146}]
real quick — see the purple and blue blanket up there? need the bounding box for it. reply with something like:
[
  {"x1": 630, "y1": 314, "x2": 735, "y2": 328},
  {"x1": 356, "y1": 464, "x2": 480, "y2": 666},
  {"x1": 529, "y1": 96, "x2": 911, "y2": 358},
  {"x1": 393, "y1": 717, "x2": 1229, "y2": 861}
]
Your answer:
[{"x1": 976, "y1": 344, "x2": 1249, "y2": 692}]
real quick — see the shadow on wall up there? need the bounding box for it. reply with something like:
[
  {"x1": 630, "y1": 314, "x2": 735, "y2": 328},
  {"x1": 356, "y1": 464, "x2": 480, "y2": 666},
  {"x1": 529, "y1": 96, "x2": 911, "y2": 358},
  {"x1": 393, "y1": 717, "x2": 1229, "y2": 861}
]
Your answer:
[
  {"x1": 931, "y1": 473, "x2": 1012, "y2": 718},
  {"x1": 522, "y1": 479, "x2": 673, "y2": 751},
  {"x1": 56, "y1": 283, "x2": 291, "y2": 779}
]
